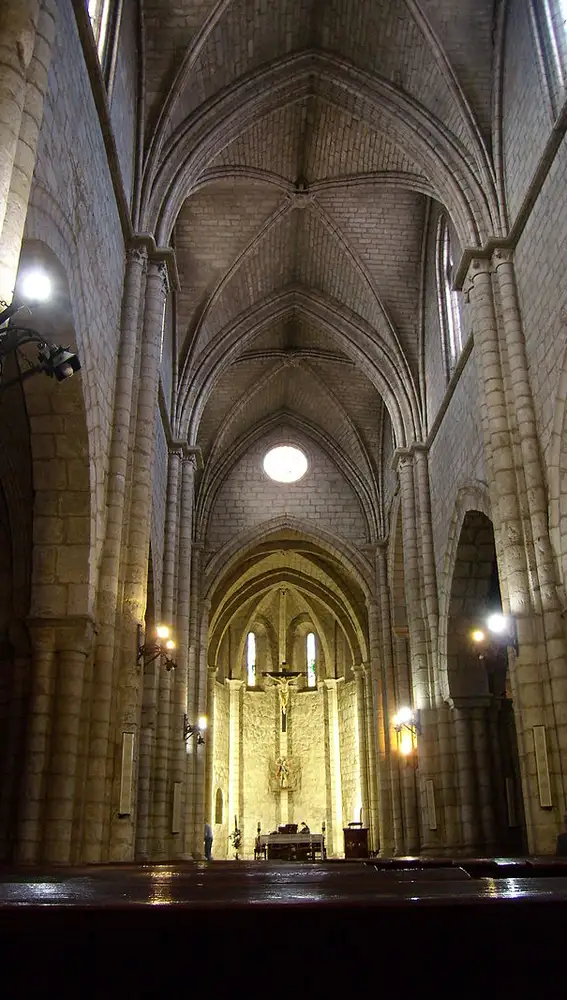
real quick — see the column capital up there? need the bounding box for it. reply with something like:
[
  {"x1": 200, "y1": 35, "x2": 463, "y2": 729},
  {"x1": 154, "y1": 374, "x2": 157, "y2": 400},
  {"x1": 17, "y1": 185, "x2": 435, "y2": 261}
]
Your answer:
[
  {"x1": 226, "y1": 678, "x2": 244, "y2": 692},
  {"x1": 392, "y1": 447, "x2": 414, "y2": 473},
  {"x1": 125, "y1": 245, "x2": 148, "y2": 269},
  {"x1": 492, "y1": 247, "x2": 515, "y2": 271}
]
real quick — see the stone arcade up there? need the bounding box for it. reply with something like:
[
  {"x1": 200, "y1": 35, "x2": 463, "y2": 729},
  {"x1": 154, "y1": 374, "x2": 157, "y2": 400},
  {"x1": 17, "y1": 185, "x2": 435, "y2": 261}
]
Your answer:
[{"x1": 0, "y1": 0, "x2": 567, "y2": 866}]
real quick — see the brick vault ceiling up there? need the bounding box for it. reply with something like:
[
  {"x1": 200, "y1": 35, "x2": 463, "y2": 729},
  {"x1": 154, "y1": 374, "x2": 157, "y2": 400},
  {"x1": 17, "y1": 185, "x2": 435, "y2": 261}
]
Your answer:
[{"x1": 142, "y1": 0, "x2": 497, "y2": 510}]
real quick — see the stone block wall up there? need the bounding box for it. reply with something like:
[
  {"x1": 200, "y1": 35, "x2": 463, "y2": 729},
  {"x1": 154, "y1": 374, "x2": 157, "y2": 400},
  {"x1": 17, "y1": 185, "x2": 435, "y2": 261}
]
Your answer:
[
  {"x1": 241, "y1": 687, "x2": 277, "y2": 856},
  {"x1": 109, "y1": 6, "x2": 138, "y2": 207},
  {"x1": 289, "y1": 690, "x2": 327, "y2": 833},
  {"x1": 24, "y1": 0, "x2": 126, "y2": 576},
  {"x1": 502, "y1": 2, "x2": 552, "y2": 224},
  {"x1": 429, "y1": 350, "x2": 486, "y2": 584},
  {"x1": 206, "y1": 427, "x2": 369, "y2": 550}
]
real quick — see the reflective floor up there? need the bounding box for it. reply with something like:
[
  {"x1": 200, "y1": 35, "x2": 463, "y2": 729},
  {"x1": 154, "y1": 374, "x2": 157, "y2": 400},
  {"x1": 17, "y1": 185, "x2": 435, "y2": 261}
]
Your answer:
[{"x1": 1, "y1": 860, "x2": 566, "y2": 994}]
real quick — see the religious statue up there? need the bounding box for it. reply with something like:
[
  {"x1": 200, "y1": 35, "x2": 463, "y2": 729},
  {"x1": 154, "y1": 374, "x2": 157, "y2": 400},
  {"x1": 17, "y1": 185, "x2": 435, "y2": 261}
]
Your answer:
[
  {"x1": 276, "y1": 756, "x2": 289, "y2": 787},
  {"x1": 269, "y1": 756, "x2": 300, "y2": 792},
  {"x1": 271, "y1": 675, "x2": 293, "y2": 715}
]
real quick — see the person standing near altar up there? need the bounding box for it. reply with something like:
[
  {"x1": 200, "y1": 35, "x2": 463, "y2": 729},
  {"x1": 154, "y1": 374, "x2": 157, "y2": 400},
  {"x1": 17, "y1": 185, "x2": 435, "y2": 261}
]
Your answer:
[{"x1": 204, "y1": 821, "x2": 213, "y2": 861}]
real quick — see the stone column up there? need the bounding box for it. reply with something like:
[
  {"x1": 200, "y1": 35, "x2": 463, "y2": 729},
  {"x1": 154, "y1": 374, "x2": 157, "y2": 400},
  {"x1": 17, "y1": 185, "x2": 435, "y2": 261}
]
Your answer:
[
  {"x1": 323, "y1": 678, "x2": 343, "y2": 856},
  {"x1": 191, "y1": 601, "x2": 210, "y2": 855},
  {"x1": 353, "y1": 665, "x2": 371, "y2": 839},
  {"x1": 454, "y1": 708, "x2": 480, "y2": 852},
  {"x1": 83, "y1": 245, "x2": 146, "y2": 862},
  {"x1": 17, "y1": 621, "x2": 56, "y2": 862},
  {"x1": 493, "y1": 250, "x2": 567, "y2": 791},
  {"x1": 0, "y1": 0, "x2": 56, "y2": 301},
  {"x1": 413, "y1": 445, "x2": 440, "y2": 701},
  {"x1": 109, "y1": 258, "x2": 169, "y2": 861},
  {"x1": 204, "y1": 667, "x2": 216, "y2": 831},
  {"x1": 227, "y1": 679, "x2": 243, "y2": 859},
  {"x1": 0, "y1": 0, "x2": 41, "y2": 295},
  {"x1": 395, "y1": 450, "x2": 431, "y2": 708},
  {"x1": 466, "y1": 257, "x2": 556, "y2": 852},
  {"x1": 171, "y1": 452, "x2": 196, "y2": 858},
  {"x1": 375, "y1": 548, "x2": 403, "y2": 854},
  {"x1": 151, "y1": 446, "x2": 182, "y2": 859},
  {"x1": 135, "y1": 659, "x2": 158, "y2": 860},
  {"x1": 366, "y1": 593, "x2": 394, "y2": 853},
  {"x1": 42, "y1": 618, "x2": 94, "y2": 863},
  {"x1": 471, "y1": 706, "x2": 496, "y2": 850}
]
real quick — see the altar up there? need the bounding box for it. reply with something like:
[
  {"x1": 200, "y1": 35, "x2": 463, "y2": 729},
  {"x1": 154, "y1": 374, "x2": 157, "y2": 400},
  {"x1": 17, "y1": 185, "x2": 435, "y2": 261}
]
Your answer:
[{"x1": 256, "y1": 833, "x2": 326, "y2": 861}]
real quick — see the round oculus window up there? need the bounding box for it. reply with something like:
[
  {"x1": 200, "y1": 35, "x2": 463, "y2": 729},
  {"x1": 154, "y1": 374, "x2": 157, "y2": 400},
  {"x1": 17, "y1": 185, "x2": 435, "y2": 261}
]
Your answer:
[{"x1": 263, "y1": 445, "x2": 308, "y2": 483}]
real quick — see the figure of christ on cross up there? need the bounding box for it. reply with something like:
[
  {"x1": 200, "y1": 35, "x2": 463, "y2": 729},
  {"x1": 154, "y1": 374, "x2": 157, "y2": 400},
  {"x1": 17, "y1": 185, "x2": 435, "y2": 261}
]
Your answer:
[{"x1": 262, "y1": 665, "x2": 304, "y2": 731}]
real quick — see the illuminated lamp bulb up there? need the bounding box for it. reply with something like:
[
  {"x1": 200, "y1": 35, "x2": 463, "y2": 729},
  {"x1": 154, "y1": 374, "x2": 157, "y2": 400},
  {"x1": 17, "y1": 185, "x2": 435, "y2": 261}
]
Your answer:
[
  {"x1": 165, "y1": 639, "x2": 175, "y2": 651},
  {"x1": 20, "y1": 270, "x2": 51, "y2": 302},
  {"x1": 400, "y1": 731, "x2": 414, "y2": 756},
  {"x1": 471, "y1": 629, "x2": 486, "y2": 643},
  {"x1": 156, "y1": 624, "x2": 170, "y2": 640},
  {"x1": 198, "y1": 716, "x2": 208, "y2": 731},
  {"x1": 394, "y1": 706, "x2": 414, "y2": 727},
  {"x1": 487, "y1": 613, "x2": 507, "y2": 635}
]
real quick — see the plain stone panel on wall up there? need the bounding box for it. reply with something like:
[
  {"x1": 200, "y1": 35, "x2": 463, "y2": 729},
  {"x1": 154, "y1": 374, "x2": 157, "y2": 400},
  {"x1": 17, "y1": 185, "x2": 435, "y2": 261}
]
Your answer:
[
  {"x1": 338, "y1": 680, "x2": 360, "y2": 826},
  {"x1": 150, "y1": 407, "x2": 168, "y2": 614},
  {"x1": 242, "y1": 688, "x2": 277, "y2": 856},
  {"x1": 502, "y1": 1, "x2": 552, "y2": 225},
  {"x1": 109, "y1": 6, "x2": 138, "y2": 207},
  {"x1": 429, "y1": 350, "x2": 486, "y2": 582},
  {"x1": 206, "y1": 427, "x2": 369, "y2": 551},
  {"x1": 212, "y1": 682, "x2": 230, "y2": 859}
]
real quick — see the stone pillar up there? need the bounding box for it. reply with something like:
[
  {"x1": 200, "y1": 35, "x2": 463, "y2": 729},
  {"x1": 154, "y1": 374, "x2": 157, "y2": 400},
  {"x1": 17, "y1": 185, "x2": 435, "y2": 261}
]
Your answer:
[
  {"x1": 471, "y1": 706, "x2": 496, "y2": 850},
  {"x1": 151, "y1": 447, "x2": 182, "y2": 859},
  {"x1": 395, "y1": 450, "x2": 431, "y2": 708},
  {"x1": 0, "y1": 0, "x2": 41, "y2": 297},
  {"x1": 375, "y1": 550, "x2": 402, "y2": 854},
  {"x1": 324, "y1": 678, "x2": 343, "y2": 857},
  {"x1": 17, "y1": 622, "x2": 56, "y2": 862},
  {"x1": 191, "y1": 601, "x2": 210, "y2": 855},
  {"x1": 135, "y1": 659, "x2": 158, "y2": 861},
  {"x1": 366, "y1": 594, "x2": 393, "y2": 854},
  {"x1": 109, "y1": 258, "x2": 169, "y2": 861},
  {"x1": 493, "y1": 251, "x2": 567, "y2": 792},
  {"x1": 83, "y1": 245, "x2": 146, "y2": 862},
  {"x1": 454, "y1": 708, "x2": 480, "y2": 852},
  {"x1": 42, "y1": 618, "x2": 94, "y2": 863},
  {"x1": 227, "y1": 679, "x2": 243, "y2": 859},
  {"x1": 204, "y1": 667, "x2": 216, "y2": 831},
  {"x1": 353, "y1": 665, "x2": 371, "y2": 841},
  {"x1": 184, "y1": 542, "x2": 202, "y2": 854},
  {"x1": 413, "y1": 445, "x2": 440, "y2": 701},
  {"x1": 172, "y1": 452, "x2": 196, "y2": 858},
  {"x1": 466, "y1": 257, "x2": 557, "y2": 852},
  {"x1": 0, "y1": 0, "x2": 56, "y2": 300}
]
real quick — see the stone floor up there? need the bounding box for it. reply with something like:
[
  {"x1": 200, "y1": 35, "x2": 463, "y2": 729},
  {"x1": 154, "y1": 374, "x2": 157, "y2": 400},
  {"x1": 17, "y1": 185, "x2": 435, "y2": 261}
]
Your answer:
[{"x1": 2, "y1": 859, "x2": 566, "y2": 994}]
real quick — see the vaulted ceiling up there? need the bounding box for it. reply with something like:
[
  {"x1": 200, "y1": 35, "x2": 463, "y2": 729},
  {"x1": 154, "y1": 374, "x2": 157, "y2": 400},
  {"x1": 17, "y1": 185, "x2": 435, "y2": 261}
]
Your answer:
[{"x1": 140, "y1": 0, "x2": 497, "y2": 534}]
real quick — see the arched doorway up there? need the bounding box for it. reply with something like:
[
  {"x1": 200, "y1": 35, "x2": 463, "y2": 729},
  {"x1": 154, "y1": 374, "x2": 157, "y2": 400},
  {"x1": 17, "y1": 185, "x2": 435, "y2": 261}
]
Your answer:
[
  {"x1": 205, "y1": 529, "x2": 370, "y2": 859},
  {"x1": 446, "y1": 510, "x2": 526, "y2": 854}
]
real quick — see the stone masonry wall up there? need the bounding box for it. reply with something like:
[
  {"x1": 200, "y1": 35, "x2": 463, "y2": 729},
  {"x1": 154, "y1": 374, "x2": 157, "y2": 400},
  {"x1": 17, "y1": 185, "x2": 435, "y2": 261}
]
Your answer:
[
  {"x1": 206, "y1": 427, "x2": 369, "y2": 551},
  {"x1": 289, "y1": 690, "x2": 327, "y2": 834},
  {"x1": 428, "y1": 350, "x2": 486, "y2": 583},
  {"x1": 241, "y1": 687, "x2": 277, "y2": 857},
  {"x1": 25, "y1": 0, "x2": 126, "y2": 577},
  {"x1": 502, "y1": 2, "x2": 551, "y2": 225},
  {"x1": 109, "y1": 7, "x2": 138, "y2": 208}
]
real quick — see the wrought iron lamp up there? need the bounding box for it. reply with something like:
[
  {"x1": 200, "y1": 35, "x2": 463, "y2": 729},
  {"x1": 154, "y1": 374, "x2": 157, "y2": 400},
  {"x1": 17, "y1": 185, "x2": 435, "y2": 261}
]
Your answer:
[
  {"x1": 184, "y1": 714, "x2": 207, "y2": 745},
  {"x1": 0, "y1": 275, "x2": 80, "y2": 390},
  {"x1": 471, "y1": 613, "x2": 518, "y2": 656},
  {"x1": 392, "y1": 706, "x2": 420, "y2": 758},
  {"x1": 137, "y1": 623, "x2": 177, "y2": 670}
]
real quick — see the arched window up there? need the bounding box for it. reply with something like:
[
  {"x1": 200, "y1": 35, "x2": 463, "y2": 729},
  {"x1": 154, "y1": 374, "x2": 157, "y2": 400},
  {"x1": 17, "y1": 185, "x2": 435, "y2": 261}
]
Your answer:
[
  {"x1": 539, "y1": 1, "x2": 567, "y2": 99},
  {"x1": 306, "y1": 632, "x2": 317, "y2": 688},
  {"x1": 87, "y1": 0, "x2": 121, "y2": 89},
  {"x1": 436, "y1": 215, "x2": 462, "y2": 376},
  {"x1": 246, "y1": 631, "x2": 256, "y2": 687}
]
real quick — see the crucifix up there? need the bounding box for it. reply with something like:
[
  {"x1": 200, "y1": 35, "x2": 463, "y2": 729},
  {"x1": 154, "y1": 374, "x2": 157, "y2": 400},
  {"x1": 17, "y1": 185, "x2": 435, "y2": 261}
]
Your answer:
[{"x1": 262, "y1": 664, "x2": 303, "y2": 732}]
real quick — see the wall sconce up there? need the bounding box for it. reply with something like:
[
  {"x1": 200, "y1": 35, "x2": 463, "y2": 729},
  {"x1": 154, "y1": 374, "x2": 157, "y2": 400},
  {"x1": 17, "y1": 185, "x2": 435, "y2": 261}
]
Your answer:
[
  {"x1": 0, "y1": 276, "x2": 81, "y2": 390},
  {"x1": 137, "y1": 623, "x2": 177, "y2": 670},
  {"x1": 392, "y1": 706, "x2": 420, "y2": 758},
  {"x1": 184, "y1": 714, "x2": 207, "y2": 746},
  {"x1": 471, "y1": 613, "x2": 518, "y2": 655}
]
